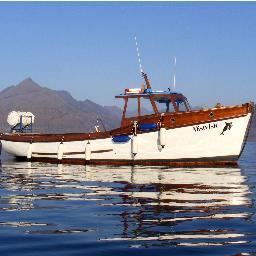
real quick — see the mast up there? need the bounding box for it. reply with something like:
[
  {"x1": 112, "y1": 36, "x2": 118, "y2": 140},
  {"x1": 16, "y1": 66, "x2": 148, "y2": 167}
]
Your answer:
[
  {"x1": 173, "y1": 57, "x2": 176, "y2": 90},
  {"x1": 142, "y1": 72, "x2": 151, "y2": 89},
  {"x1": 134, "y1": 36, "x2": 152, "y2": 89}
]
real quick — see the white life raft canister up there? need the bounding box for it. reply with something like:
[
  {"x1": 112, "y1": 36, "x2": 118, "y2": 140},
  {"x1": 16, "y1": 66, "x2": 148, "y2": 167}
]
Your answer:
[{"x1": 7, "y1": 111, "x2": 35, "y2": 127}]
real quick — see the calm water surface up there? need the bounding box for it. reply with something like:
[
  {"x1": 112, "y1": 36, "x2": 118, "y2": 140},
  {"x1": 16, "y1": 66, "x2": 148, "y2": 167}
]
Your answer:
[{"x1": 1, "y1": 143, "x2": 256, "y2": 255}]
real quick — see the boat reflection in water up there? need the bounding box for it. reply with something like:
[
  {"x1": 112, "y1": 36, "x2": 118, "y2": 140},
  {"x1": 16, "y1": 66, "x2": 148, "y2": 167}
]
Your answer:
[{"x1": 0, "y1": 162, "x2": 252, "y2": 248}]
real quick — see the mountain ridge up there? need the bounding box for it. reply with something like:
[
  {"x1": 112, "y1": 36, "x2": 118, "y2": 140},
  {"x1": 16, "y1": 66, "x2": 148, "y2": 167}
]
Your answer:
[{"x1": 0, "y1": 78, "x2": 122, "y2": 133}]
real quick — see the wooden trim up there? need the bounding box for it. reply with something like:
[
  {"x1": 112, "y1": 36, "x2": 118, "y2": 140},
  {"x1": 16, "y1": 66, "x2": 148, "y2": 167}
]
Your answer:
[
  {"x1": 121, "y1": 97, "x2": 128, "y2": 126},
  {"x1": 149, "y1": 95, "x2": 159, "y2": 114},
  {"x1": 138, "y1": 97, "x2": 141, "y2": 116},
  {"x1": 184, "y1": 98, "x2": 190, "y2": 111},
  {"x1": 1, "y1": 131, "x2": 111, "y2": 143},
  {"x1": 170, "y1": 95, "x2": 179, "y2": 112},
  {"x1": 16, "y1": 155, "x2": 238, "y2": 167}
]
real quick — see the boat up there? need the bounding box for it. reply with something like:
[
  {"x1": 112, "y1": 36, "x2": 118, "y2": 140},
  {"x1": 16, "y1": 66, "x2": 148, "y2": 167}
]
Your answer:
[{"x1": 0, "y1": 72, "x2": 254, "y2": 166}]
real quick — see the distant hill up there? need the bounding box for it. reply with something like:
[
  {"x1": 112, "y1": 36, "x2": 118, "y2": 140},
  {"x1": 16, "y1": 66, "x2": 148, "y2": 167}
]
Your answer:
[{"x1": 0, "y1": 78, "x2": 121, "y2": 133}]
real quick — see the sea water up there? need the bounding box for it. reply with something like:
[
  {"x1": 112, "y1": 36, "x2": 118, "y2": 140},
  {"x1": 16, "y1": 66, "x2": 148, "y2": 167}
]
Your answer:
[{"x1": 0, "y1": 143, "x2": 256, "y2": 255}]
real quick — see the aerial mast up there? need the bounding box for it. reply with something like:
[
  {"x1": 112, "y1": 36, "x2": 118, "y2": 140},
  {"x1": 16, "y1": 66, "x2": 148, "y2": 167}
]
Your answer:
[
  {"x1": 173, "y1": 57, "x2": 176, "y2": 90},
  {"x1": 134, "y1": 36, "x2": 151, "y2": 89}
]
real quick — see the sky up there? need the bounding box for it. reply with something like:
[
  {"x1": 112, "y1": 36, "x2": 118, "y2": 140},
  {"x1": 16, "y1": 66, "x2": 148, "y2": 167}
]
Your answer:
[{"x1": 0, "y1": 2, "x2": 255, "y2": 108}]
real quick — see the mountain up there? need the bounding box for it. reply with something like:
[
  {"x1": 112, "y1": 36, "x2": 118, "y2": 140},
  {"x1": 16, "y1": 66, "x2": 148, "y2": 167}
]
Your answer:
[{"x1": 0, "y1": 78, "x2": 121, "y2": 133}]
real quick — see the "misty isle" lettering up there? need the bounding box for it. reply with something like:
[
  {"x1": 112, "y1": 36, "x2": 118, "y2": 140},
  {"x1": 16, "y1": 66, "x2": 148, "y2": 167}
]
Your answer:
[{"x1": 193, "y1": 123, "x2": 218, "y2": 132}]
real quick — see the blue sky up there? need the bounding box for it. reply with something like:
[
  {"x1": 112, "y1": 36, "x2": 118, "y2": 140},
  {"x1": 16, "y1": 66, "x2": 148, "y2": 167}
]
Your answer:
[{"x1": 0, "y1": 2, "x2": 255, "y2": 107}]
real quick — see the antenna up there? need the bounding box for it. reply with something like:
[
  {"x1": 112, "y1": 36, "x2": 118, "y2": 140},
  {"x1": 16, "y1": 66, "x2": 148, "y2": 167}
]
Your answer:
[
  {"x1": 134, "y1": 36, "x2": 151, "y2": 89},
  {"x1": 134, "y1": 36, "x2": 143, "y2": 74},
  {"x1": 173, "y1": 57, "x2": 176, "y2": 90}
]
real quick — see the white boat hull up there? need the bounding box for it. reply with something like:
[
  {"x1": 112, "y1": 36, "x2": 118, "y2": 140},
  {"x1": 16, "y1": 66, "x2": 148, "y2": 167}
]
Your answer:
[{"x1": 1, "y1": 113, "x2": 251, "y2": 165}]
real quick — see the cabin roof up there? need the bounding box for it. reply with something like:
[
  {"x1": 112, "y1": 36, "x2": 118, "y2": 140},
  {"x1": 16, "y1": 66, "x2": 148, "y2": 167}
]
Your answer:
[
  {"x1": 115, "y1": 89, "x2": 184, "y2": 99},
  {"x1": 115, "y1": 90, "x2": 187, "y2": 105}
]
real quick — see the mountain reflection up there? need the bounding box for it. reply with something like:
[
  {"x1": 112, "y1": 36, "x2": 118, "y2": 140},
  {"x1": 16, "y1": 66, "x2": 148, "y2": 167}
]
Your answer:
[{"x1": 0, "y1": 162, "x2": 252, "y2": 247}]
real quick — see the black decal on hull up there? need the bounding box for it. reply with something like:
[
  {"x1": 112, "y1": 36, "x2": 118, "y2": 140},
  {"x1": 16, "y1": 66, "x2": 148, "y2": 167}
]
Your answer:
[{"x1": 220, "y1": 122, "x2": 232, "y2": 135}]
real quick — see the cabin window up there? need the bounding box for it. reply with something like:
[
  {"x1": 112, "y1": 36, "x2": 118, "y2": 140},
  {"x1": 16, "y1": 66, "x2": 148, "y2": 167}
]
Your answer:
[
  {"x1": 158, "y1": 101, "x2": 175, "y2": 113},
  {"x1": 176, "y1": 100, "x2": 187, "y2": 112},
  {"x1": 124, "y1": 98, "x2": 138, "y2": 117},
  {"x1": 173, "y1": 97, "x2": 190, "y2": 112},
  {"x1": 124, "y1": 97, "x2": 154, "y2": 118}
]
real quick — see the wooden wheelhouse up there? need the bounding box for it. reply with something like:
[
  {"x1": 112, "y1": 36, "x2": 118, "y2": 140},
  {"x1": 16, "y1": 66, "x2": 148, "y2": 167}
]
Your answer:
[{"x1": 116, "y1": 73, "x2": 191, "y2": 127}]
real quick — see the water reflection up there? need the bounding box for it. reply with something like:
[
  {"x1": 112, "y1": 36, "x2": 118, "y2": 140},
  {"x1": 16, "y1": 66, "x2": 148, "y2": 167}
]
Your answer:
[{"x1": 0, "y1": 162, "x2": 252, "y2": 248}]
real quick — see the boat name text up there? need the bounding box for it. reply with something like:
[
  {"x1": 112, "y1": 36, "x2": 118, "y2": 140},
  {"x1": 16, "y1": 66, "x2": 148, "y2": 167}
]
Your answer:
[{"x1": 193, "y1": 123, "x2": 218, "y2": 132}]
